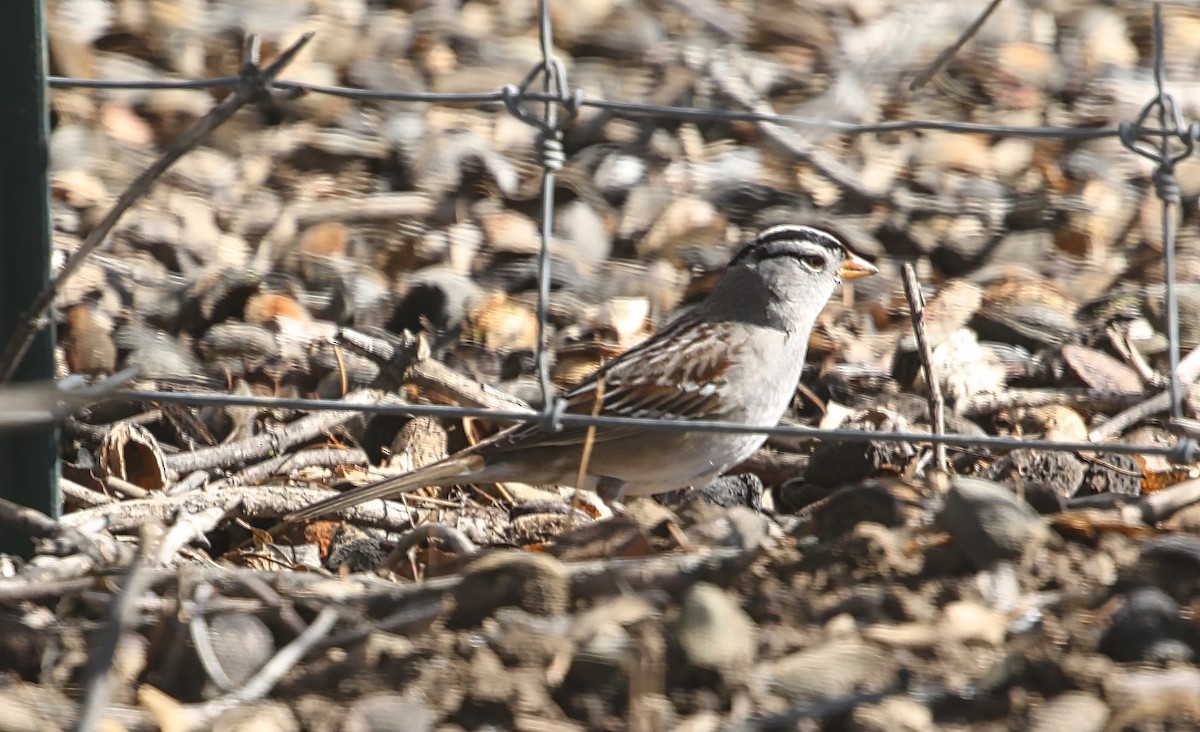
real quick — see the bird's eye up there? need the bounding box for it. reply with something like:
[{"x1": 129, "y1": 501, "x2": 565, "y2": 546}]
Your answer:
[{"x1": 799, "y1": 254, "x2": 826, "y2": 271}]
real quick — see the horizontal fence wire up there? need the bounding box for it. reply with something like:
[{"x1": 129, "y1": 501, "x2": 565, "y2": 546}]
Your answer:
[
  {"x1": 37, "y1": 0, "x2": 1200, "y2": 466},
  {"x1": 49, "y1": 74, "x2": 1173, "y2": 140}
]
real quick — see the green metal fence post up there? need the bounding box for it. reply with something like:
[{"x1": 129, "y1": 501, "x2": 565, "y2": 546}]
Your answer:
[{"x1": 0, "y1": 0, "x2": 59, "y2": 556}]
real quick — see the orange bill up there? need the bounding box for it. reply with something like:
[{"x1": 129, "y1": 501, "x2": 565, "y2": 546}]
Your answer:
[{"x1": 838, "y1": 252, "x2": 878, "y2": 280}]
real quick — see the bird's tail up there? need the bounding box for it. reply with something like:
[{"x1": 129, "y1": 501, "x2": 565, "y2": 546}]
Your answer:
[{"x1": 279, "y1": 453, "x2": 486, "y2": 526}]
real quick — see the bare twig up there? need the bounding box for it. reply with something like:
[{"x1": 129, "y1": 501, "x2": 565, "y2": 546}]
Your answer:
[
  {"x1": 908, "y1": 0, "x2": 1006, "y2": 91},
  {"x1": 573, "y1": 377, "x2": 605, "y2": 504},
  {"x1": 382, "y1": 522, "x2": 479, "y2": 570},
  {"x1": 219, "y1": 446, "x2": 370, "y2": 488},
  {"x1": 291, "y1": 193, "x2": 435, "y2": 226},
  {"x1": 161, "y1": 389, "x2": 383, "y2": 475},
  {"x1": 0, "y1": 34, "x2": 314, "y2": 382},
  {"x1": 407, "y1": 356, "x2": 536, "y2": 414},
  {"x1": 188, "y1": 606, "x2": 338, "y2": 724},
  {"x1": 0, "y1": 495, "x2": 60, "y2": 539},
  {"x1": 337, "y1": 327, "x2": 535, "y2": 413},
  {"x1": 1089, "y1": 345, "x2": 1200, "y2": 443},
  {"x1": 187, "y1": 583, "x2": 237, "y2": 692},
  {"x1": 1138, "y1": 478, "x2": 1200, "y2": 525},
  {"x1": 75, "y1": 523, "x2": 163, "y2": 731},
  {"x1": 957, "y1": 389, "x2": 1149, "y2": 418},
  {"x1": 0, "y1": 366, "x2": 140, "y2": 430},
  {"x1": 58, "y1": 483, "x2": 417, "y2": 534},
  {"x1": 902, "y1": 264, "x2": 948, "y2": 472},
  {"x1": 0, "y1": 576, "x2": 96, "y2": 603}
]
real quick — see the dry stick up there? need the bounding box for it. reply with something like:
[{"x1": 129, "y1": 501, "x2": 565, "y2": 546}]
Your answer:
[
  {"x1": 382, "y1": 522, "x2": 479, "y2": 570},
  {"x1": 1139, "y1": 477, "x2": 1200, "y2": 525},
  {"x1": 574, "y1": 377, "x2": 606, "y2": 496},
  {"x1": 291, "y1": 192, "x2": 435, "y2": 226},
  {"x1": 0, "y1": 494, "x2": 140, "y2": 584},
  {"x1": 901, "y1": 264, "x2": 948, "y2": 472},
  {"x1": 332, "y1": 342, "x2": 349, "y2": 398},
  {"x1": 220, "y1": 446, "x2": 370, "y2": 487},
  {"x1": 908, "y1": 0, "x2": 1007, "y2": 91},
  {"x1": 237, "y1": 573, "x2": 309, "y2": 636},
  {"x1": 116, "y1": 548, "x2": 753, "y2": 609},
  {"x1": 58, "y1": 484, "x2": 417, "y2": 534},
  {"x1": 0, "y1": 494, "x2": 60, "y2": 539},
  {"x1": 105, "y1": 475, "x2": 150, "y2": 499},
  {"x1": 320, "y1": 593, "x2": 449, "y2": 648},
  {"x1": 408, "y1": 356, "x2": 536, "y2": 413},
  {"x1": 1089, "y1": 345, "x2": 1200, "y2": 443},
  {"x1": 0, "y1": 576, "x2": 96, "y2": 603},
  {"x1": 187, "y1": 583, "x2": 237, "y2": 692},
  {"x1": 187, "y1": 606, "x2": 339, "y2": 725},
  {"x1": 74, "y1": 524, "x2": 162, "y2": 732},
  {"x1": 957, "y1": 388, "x2": 1148, "y2": 418},
  {"x1": 1173, "y1": 417, "x2": 1200, "y2": 441},
  {"x1": 0, "y1": 367, "x2": 141, "y2": 430},
  {"x1": 338, "y1": 326, "x2": 535, "y2": 413},
  {"x1": 1107, "y1": 325, "x2": 1167, "y2": 389},
  {"x1": 161, "y1": 388, "x2": 383, "y2": 474},
  {"x1": 0, "y1": 34, "x2": 314, "y2": 383}
]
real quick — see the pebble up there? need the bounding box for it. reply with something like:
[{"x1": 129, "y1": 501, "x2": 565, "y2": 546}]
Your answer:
[
  {"x1": 342, "y1": 694, "x2": 434, "y2": 732},
  {"x1": 759, "y1": 638, "x2": 897, "y2": 704},
  {"x1": 449, "y1": 551, "x2": 570, "y2": 627},
  {"x1": 1099, "y1": 587, "x2": 1195, "y2": 664},
  {"x1": 673, "y1": 583, "x2": 757, "y2": 674},
  {"x1": 1027, "y1": 691, "x2": 1110, "y2": 732},
  {"x1": 940, "y1": 477, "x2": 1050, "y2": 568},
  {"x1": 206, "y1": 612, "x2": 276, "y2": 689},
  {"x1": 849, "y1": 695, "x2": 934, "y2": 732}
]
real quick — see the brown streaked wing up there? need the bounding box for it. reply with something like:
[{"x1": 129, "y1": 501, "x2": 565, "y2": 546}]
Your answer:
[{"x1": 478, "y1": 316, "x2": 743, "y2": 455}]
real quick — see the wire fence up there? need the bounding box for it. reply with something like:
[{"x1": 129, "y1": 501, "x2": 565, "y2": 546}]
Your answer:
[{"x1": 13, "y1": 1, "x2": 1200, "y2": 468}]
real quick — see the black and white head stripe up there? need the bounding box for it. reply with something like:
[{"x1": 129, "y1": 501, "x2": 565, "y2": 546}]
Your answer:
[{"x1": 731, "y1": 224, "x2": 848, "y2": 265}]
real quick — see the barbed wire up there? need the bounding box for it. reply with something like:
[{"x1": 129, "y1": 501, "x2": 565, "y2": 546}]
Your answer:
[{"x1": 31, "y1": 1, "x2": 1200, "y2": 467}]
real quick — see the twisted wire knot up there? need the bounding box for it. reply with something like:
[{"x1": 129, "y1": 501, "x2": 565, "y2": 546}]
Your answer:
[
  {"x1": 537, "y1": 134, "x2": 566, "y2": 172},
  {"x1": 538, "y1": 395, "x2": 567, "y2": 433},
  {"x1": 1168, "y1": 438, "x2": 1198, "y2": 466},
  {"x1": 1153, "y1": 166, "x2": 1182, "y2": 205}
]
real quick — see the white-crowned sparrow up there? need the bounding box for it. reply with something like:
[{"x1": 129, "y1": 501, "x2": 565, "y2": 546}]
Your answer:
[{"x1": 285, "y1": 224, "x2": 876, "y2": 523}]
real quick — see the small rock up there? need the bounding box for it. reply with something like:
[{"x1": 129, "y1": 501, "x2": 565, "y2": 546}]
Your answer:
[
  {"x1": 807, "y1": 481, "x2": 920, "y2": 541},
  {"x1": 1141, "y1": 533, "x2": 1200, "y2": 577},
  {"x1": 1078, "y1": 452, "x2": 1142, "y2": 498},
  {"x1": 673, "y1": 583, "x2": 757, "y2": 674},
  {"x1": 849, "y1": 695, "x2": 934, "y2": 732},
  {"x1": 466, "y1": 646, "x2": 512, "y2": 704},
  {"x1": 114, "y1": 324, "x2": 202, "y2": 378},
  {"x1": 759, "y1": 639, "x2": 897, "y2": 704},
  {"x1": 1099, "y1": 587, "x2": 1195, "y2": 663},
  {"x1": 387, "y1": 267, "x2": 484, "y2": 334},
  {"x1": 684, "y1": 506, "x2": 773, "y2": 552},
  {"x1": 343, "y1": 693, "x2": 434, "y2": 732},
  {"x1": 693, "y1": 472, "x2": 764, "y2": 510},
  {"x1": 980, "y1": 449, "x2": 1087, "y2": 501},
  {"x1": 805, "y1": 409, "x2": 915, "y2": 488},
  {"x1": 449, "y1": 551, "x2": 570, "y2": 627},
  {"x1": 941, "y1": 477, "x2": 1049, "y2": 568},
  {"x1": 211, "y1": 701, "x2": 298, "y2": 732},
  {"x1": 206, "y1": 613, "x2": 276, "y2": 689},
  {"x1": 1146, "y1": 283, "x2": 1200, "y2": 351},
  {"x1": 940, "y1": 601, "x2": 1007, "y2": 647},
  {"x1": 1027, "y1": 691, "x2": 1110, "y2": 732}
]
